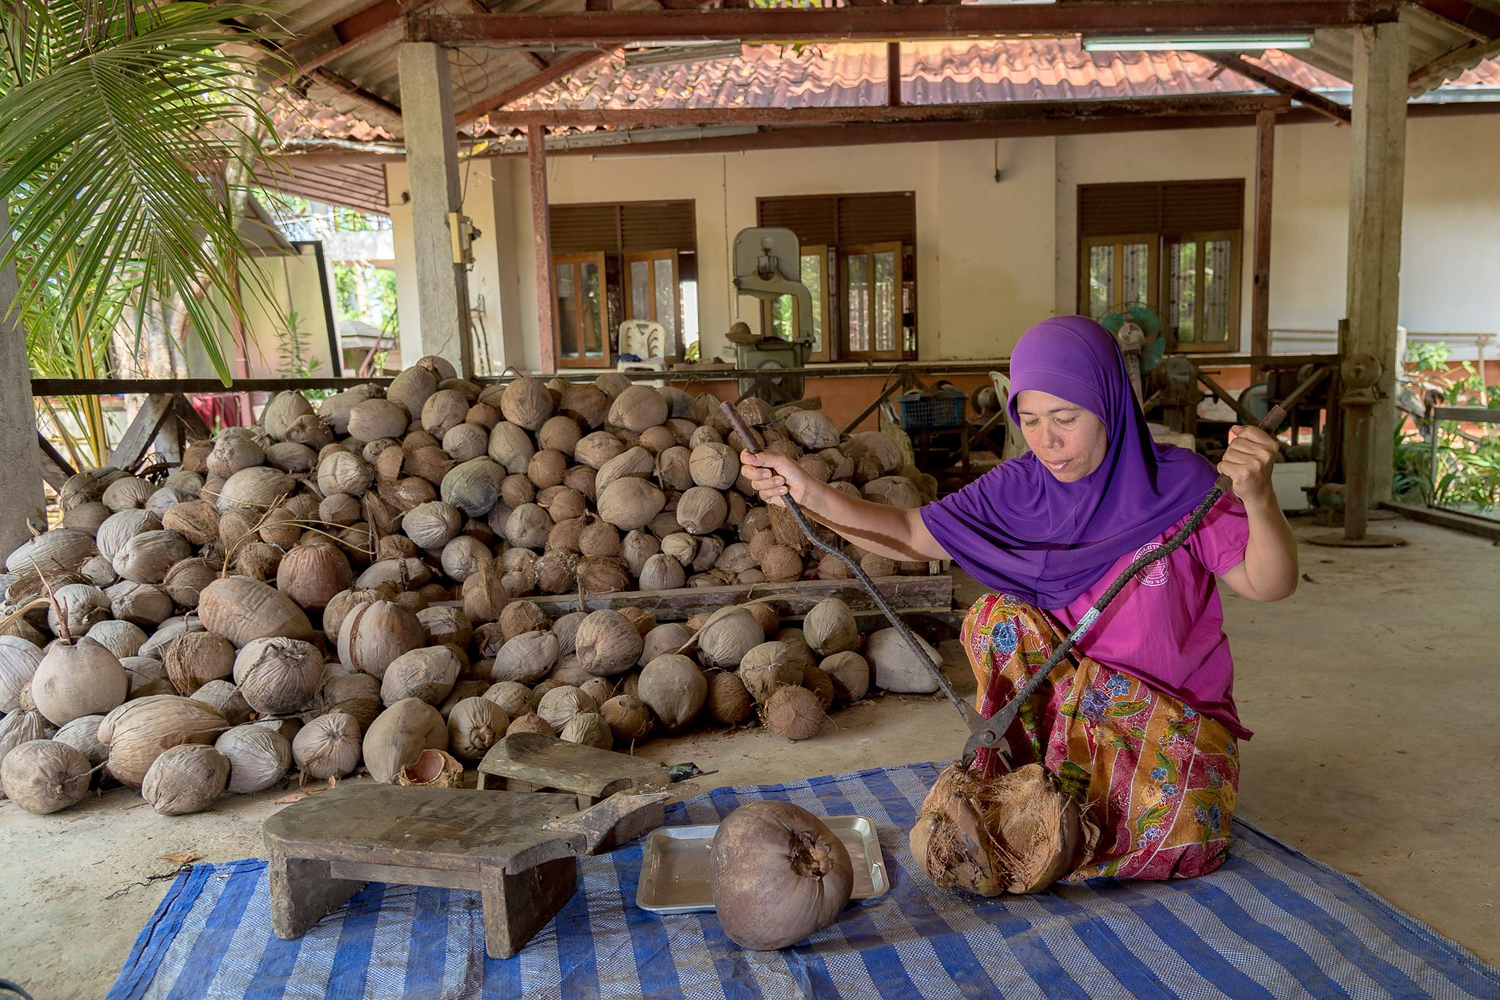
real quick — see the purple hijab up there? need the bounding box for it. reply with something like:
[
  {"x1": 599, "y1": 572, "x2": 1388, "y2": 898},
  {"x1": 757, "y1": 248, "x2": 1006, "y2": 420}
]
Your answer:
[{"x1": 920, "y1": 316, "x2": 1217, "y2": 609}]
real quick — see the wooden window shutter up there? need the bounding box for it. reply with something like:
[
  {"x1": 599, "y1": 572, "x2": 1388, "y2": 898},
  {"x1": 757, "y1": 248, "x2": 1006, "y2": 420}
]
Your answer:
[
  {"x1": 1078, "y1": 184, "x2": 1160, "y2": 238},
  {"x1": 549, "y1": 204, "x2": 620, "y2": 255},
  {"x1": 621, "y1": 201, "x2": 696, "y2": 252},
  {"x1": 837, "y1": 192, "x2": 915, "y2": 246},
  {"x1": 1161, "y1": 181, "x2": 1243, "y2": 235},
  {"x1": 757, "y1": 196, "x2": 838, "y2": 247}
]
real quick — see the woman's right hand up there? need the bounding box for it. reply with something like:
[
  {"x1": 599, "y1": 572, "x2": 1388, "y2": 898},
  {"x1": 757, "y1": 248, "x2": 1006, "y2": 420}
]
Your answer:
[{"x1": 739, "y1": 450, "x2": 813, "y2": 508}]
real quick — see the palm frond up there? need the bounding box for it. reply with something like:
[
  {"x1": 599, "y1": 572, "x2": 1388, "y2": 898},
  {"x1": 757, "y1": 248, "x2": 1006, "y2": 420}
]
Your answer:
[{"x1": 0, "y1": 0, "x2": 286, "y2": 385}]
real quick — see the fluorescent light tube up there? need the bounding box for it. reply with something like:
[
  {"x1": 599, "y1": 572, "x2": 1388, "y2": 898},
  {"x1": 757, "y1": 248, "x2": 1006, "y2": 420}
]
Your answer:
[{"x1": 1083, "y1": 34, "x2": 1313, "y2": 52}]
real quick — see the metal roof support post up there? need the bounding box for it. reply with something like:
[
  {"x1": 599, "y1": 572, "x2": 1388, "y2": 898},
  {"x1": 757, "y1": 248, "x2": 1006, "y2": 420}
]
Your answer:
[
  {"x1": 0, "y1": 190, "x2": 46, "y2": 553},
  {"x1": 1343, "y1": 20, "x2": 1408, "y2": 503},
  {"x1": 397, "y1": 41, "x2": 474, "y2": 378}
]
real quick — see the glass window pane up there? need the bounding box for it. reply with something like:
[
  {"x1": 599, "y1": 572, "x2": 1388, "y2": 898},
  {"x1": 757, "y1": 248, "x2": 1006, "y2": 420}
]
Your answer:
[
  {"x1": 680, "y1": 280, "x2": 699, "y2": 360},
  {"x1": 769, "y1": 294, "x2": 794, "y2": 342},
  {"x1": 801, "y1": 251, "x2": 823, "y2": 355},
  {"x1": 1121, "y1": 242, "x2": 1150, "y2": 308},
  {"x1": 556, "y1": 263, "x2": 578, "y2": 359},
  {"x1": 874, "y1": 250, "x2": 896, "y2": 353},
  {"x1": 1168, "y1": 242, "x2": 1197, "y2": 342},
  {"x1": 1088, "y1": 244, "x2": 1114, "y2": 320},
  {"x1": 581, "y1": 261, "x2": 603, "y2": 358},
  {"x1": 654, "y1": 258, "x2": 676, "y2": 355},
  {"x1": 629, "y1": 261, "x2": 651, "y2": 321},
  {"x1": 1202, "y1": 239, "x2": 1232, "y2": 343},
  {"x1": 846, "y1": 254, "x2": 870, "y2": 353}
]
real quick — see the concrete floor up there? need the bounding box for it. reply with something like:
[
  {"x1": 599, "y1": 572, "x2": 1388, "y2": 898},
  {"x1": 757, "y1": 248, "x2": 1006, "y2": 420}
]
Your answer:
[{"x1": 0, "y1": 516, "x2": 1495, "y2": 998}]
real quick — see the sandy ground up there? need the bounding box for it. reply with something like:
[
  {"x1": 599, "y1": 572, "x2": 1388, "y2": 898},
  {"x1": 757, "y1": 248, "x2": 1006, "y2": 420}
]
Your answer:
[{"x1": 0, "y1": 515, "x2": 1495, "y2": 998}]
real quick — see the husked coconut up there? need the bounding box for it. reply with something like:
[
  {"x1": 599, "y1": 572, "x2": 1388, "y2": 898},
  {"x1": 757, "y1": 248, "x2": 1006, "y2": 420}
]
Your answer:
[
  {"x1": 348, "y1": 398, "x2": 410, "y2": 442},
  {"x1": 862, "y1": 476, "x2": 923, "y2": 509},
  {"x1": 263, "y1": 390, "x2": 315, "y2": 440},
  {"x1": 141, "y1": 742, "x2": 229, "y2": 813},
  {"x1": 600, "y1": 694, "x2": 653, "y2": 743},
  {"x1": 5, "y1": 528, "x2": 96, "y2": 576},
  {"x1": 362, "y1": 698, "x2": 448, "y2": 784},
  {"x1": 775, "y1": 628, "x2": 818, "y2": 674},
  {"x1": 404, "y1": 500, "x2": 463, "y2": 549},
  {"x1": 689, "y1": 443, "x2": 738, "y2": 490},
  {"x1": 696, "y1": 609, "x2": 763, "y2": 669},
  {"x1": 442, "y1": 423, "x2": 489, "y2": 462},
  {"x1": 275, "y1": 544, "x2": 353, "y2": 611},
  {"x1": 85, "y1": 620, "x2": 146, "y2": 659},
  {"x1": 676, "y1": 486, "x2": 728, "y2": 535},
  {"x1": 538, "y1": 415, "x2": 582, "y2": 455},
  {"x1": 292, "y1": 713, "x2": 363, "y2": 779},
  {"x1": 596, "y1": 478, "x2": 665, "y2": 531},
  {"x1": 190, "y1": 680, "x2": 253, "y2": 727},
  {"x1": 594, "y1": 446, "x2": 654, "y2": 494},
  {"x1": 744, "y1": 603, "x2": 779, "y2": 637},
  {"x1": 507, "y1": 713, "x2": 553, "y2": 738},
  {"x1": 160, "y1": 558, "x2": 216, "y2": 609},
  {"x1": 380, "y1": 646, "x2": 461, "y2": 706},
  {"x1": 421, "y1": 389, "x2": 469, "y2": 437},
  {"x1": 198, "y1": 576, "x2": 314, "y2": 647},
  {"x1": 561, "y1": 384, "x2": 609, "y2": 428},
  {"x1": 214, "y1": 725, "x2": 291, "y2": 794},
  {"x1": 448, "y1": 697, "x2": 508, "y2": 759},
  {"x1": 490, "y1": 630, "x2": 559, "y2": 684},
  {"x1": 574, "y1": 431, "x2": 626, "y2": 470},
  {"x1": 785, "y1": 410, "x2": 840, "y2": 450},
  {"x1": 801, "y1": 663, "x2": 836, "y2": 709},
  {"x1": 637, "y1": 654, "x2": 706, "y2": 730},
  {"x1": 576, "y1": 557, "x2": 630, "y2": 594},
  {"x1": 866, "y1": 628, "x2": 942, "y2": 694},
  {"x1": 100, "y1": 695, "x2": 229, "y2": 786},
  {"x1": 441, "y1": 457, "x2": 504, "y2": 517},
  {"x1": 47, "y1": 583, "x2": 111, "y2": 637},
  {"x1": 537, "y1": 685, "x2": 596, "y2": 732},
  {"x1": 560, "y1": 711, "x2": 612, "y2": 749},
  {"x1": 608, "y1": 385, "x2": 668, "y2": 433},
  {"x1": 707, "y1": 671, "x2": 754, "y2": 725},
  {"x1": 804, "y1": 598, "x2": 859, "y2": 656},
  {"x1": 484, "y1": 681, "x2": 537, "y2": 719},
  {"x1": 821, "y1": 651, "x2": 871, "y2": 703},
  {"x1": 500, "y1": 377, "x2": 554, "y2": 431},
  {"x1": 739, "y1": 642, "x2": 804, "y2": 704},
  {"x1": 765, "y1": 685, "x2": 824, "y2": 741},
  {"x1": 161, "y1": 500, "x2": 218, "y2": 545},
  {"x1": 487, "y1": 421, "x2": 536, "y2": 476},
  {"x1": 638, "y1": 553, "x2": 685, "y2": 591},
  {"x1": 53, "y1": 715, "x2": 108, "y2": 769},
  {"x1": 0, "y1": 637, "x2": 42, "y2": 713},
  {"x1": 499, "y1": 600, "x2": 547, "y2": 640},
  {"x1": 0, "y1": 740, "x2": 91, "y2": 814},
  {"x1": 575, "y1": 610, "x2": 644, "y2": 677},
  {"x1": 526, "y1": 449, "x2": 568, "y2": 489},
  {"x1": 232, "y1": 638, "x2": 324, "y2": 716},
  {"x1": 338, "y1": 601, "x2": 425, "y2": 679},
  {"x1": 32, "y1": 636, "x2": 128, "y2": 727}
]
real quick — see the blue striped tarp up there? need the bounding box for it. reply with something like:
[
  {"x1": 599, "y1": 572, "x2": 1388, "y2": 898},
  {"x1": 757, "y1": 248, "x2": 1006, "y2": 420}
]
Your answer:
[{"x1": 108, "y1": 763, "x2": 1500, "y2": 999}]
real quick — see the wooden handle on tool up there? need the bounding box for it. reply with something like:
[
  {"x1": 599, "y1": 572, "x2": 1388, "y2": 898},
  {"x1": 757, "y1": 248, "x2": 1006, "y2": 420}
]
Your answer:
[
  {"x1": 1213, "y1": 404, "x2": 1288, "y2": 492},
  {"x1": 719, "y1": 401, "x2": 765, "y2": 455}
]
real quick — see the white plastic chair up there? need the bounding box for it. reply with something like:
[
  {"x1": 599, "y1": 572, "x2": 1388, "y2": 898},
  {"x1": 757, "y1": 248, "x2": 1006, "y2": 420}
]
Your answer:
[
  {"x1": 989, "y1": 371, "x2": 1029, "y2": 461},
  {"x1": 617, "y1": 319, "x2": 668, "y2": 386}
]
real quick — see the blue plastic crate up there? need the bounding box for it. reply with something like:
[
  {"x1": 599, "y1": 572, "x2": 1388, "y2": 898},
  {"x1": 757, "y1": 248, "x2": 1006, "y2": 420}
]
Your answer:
[{"x1": 898, "y1": 389, "x2": 967, "y2": 431}]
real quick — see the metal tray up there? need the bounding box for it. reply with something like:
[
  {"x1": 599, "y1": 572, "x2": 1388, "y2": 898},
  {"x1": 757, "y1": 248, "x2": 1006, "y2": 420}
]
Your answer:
[{"x1": 635, "y1": 815, "x2": 889, "y2": 915}]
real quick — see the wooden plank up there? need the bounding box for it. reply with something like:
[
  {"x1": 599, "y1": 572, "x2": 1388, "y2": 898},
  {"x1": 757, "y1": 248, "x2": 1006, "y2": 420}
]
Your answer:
[
  {"x1": 471, "y1": 94, "x2": 1290, "y2": 129},
  {"x1": 1409, "y1": 34, "x2": 1500, "y2": 94},
  {"x1": 530, "y1": 123, "x2": 556, "y2": 375},
  {"x1": 522, "y1": 573, "x2": 954, "y2": 621},
  {"x1": 173, "y1": 393, "x2": 213, "y2": 440},
  {"x1": 1379, "y1": 500, "x2": 1500, "y2": 541},
  {"x1": 476, "y1": 733, "x2": 671, "y2": 799},
  {"x1": 32, "y1": 377, "x2": 393, "y2": 395},
  {"x1": 887, "y1": 42, "x2": 901, "y2": 107},
  {"x1": 408, "y1": 3, "x2": 1402, "y2": 47},
  {"x1": 106, "y1": 394, "x2": 174, "y2": 470},
  {"x1": 1251, "y1": 108, "x2": 1275, "y2": 380},
  {"x1": 1206, "y1": 54, "x2": 1350, "y2": 124},
  {"x1": 36, "y1": 432, "x2": 74, "y2": 492}
]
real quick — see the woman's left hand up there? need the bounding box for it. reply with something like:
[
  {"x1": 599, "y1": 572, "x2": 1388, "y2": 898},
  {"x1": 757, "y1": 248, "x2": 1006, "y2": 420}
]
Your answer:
[{"x1": 1218, "y1": 425, "x2": 1281, "y2": 506}]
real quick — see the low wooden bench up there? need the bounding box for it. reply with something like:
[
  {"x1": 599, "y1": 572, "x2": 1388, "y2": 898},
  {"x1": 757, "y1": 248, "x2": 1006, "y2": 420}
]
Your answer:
[
  {"x1": 477, "y1": 732, "x2": 672, "y2": 806},
  {"x1": 263, "y1": 784, "x2": 586, "y2": 959}
]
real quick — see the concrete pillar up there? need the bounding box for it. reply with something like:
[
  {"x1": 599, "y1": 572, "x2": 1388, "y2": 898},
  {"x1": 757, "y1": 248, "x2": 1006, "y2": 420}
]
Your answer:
[
  {"x1": 0, "y1": 194, "x2": 45, "y2": 555},
  {"x1": 396, "y1": 42, "x2": 473, "y2": 378},
  {"x1": 1344, "y1": 21, "x2": 1408, "y2": 502}
]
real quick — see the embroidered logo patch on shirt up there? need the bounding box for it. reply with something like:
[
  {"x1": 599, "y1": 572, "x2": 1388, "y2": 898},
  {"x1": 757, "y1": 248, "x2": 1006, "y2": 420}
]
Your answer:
[{"x1": 1133, "y1": 541, "x2": 1170, "y2": 587}]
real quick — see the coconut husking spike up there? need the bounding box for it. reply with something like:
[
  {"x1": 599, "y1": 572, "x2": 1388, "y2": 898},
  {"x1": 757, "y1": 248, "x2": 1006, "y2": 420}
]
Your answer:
[
  {"x1": 960, "y1": 405, "x2": 1288, "y2": 770},
  {"x1": 719, "y1": 402, "x2": 986, "y2": 733}
]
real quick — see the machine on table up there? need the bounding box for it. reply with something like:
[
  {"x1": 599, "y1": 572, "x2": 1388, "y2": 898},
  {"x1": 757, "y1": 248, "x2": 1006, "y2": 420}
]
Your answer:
[{"x1": 729, "y1": 227, "x2": 812, "y2": 405}]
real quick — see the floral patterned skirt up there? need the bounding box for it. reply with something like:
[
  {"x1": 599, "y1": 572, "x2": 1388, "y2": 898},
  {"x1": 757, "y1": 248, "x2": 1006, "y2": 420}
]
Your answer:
[{"x1": 961, "y1": 593, "x2": 1239, "y2": 883}]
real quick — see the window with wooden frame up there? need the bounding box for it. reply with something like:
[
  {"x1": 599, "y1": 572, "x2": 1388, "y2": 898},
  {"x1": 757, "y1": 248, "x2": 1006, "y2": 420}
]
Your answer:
[
  {"x1": 1077, "y1": 180, "x2": 1243, "y2": 352},
  {"x1": 553, "y1": 253, "x2": 607, "y2": 368},
  {"x1": 549, "y1": 200, "x2": 696, "y2": 366},
  {"x1": 757, "y1": 192, "x2": 916, "y2": 362}
]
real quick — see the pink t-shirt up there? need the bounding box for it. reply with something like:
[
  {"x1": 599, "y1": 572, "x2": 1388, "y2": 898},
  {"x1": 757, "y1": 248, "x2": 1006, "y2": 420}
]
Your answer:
[{"x1": 1051, "y1": 494, "x2": 1253, "y2": 739}]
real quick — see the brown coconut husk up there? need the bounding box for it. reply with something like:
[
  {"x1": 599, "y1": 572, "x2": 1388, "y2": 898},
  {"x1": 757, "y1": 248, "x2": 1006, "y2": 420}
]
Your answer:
[
  {"x1": 763, "y1": 685, "x2": 824, "y2": 741},
  {"x1": 908, "y1": 763, "x2": 1100, "y2": 897},
  {"x1": 398, "y1": 747, "x2": 464, "y2": 788}
]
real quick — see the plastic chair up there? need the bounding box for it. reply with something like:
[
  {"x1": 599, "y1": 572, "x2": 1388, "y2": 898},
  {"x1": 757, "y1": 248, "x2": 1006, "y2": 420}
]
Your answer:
[
  {"x1": 617, "y1": 320, "x2": 668, "y2": 386},
  {"x1": 988, "y1": 371, "x2": 1029, "y2": 461}
]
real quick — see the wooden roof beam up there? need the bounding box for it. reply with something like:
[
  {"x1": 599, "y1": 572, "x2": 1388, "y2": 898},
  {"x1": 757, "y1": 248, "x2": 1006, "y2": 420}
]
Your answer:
[
  {"x1": 1409, "y1": 33, "x2": 1500, "y2": 93},
  {"x1": 1204, "y1": 53, "x2": 1350, "y2": 123},
  {"x1": 291, "y1": 0, "x2": 441, "y2": 77},
  {"x1": 455, "y1": 48, "x2": 613, "y2": 126},
  {"x1": 406, "y1": 2, "x2": 1403, "y2": 47},
  {"x1": 1408, "y1": 0, "x2": 1500, "y2": 42},
  {"x1": 486, "y1": 94, "x2": 1291, "y2": 129}
]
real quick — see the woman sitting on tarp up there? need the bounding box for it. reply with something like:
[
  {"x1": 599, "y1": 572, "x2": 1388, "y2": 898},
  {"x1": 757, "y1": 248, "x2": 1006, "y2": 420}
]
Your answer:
[{"x1": 739, "y1": 316, "x2": 1297, "y2": 890}]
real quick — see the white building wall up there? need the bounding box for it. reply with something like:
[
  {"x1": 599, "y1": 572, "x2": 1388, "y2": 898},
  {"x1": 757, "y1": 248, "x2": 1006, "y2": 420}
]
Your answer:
[{"x1": 388, "y1": 111, "x2": 1500, "y2": 373}]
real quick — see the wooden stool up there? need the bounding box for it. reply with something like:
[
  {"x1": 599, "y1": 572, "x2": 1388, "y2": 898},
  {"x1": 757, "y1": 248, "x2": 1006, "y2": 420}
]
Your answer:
[{"x1": 263, "y1": 784, "x2": 585, "y2": 959}]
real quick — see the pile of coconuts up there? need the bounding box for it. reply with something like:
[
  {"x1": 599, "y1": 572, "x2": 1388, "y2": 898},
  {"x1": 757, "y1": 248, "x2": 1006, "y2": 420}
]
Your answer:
[{"x1": 0, "y1": 359, "x2": 944, "y2": 818}]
